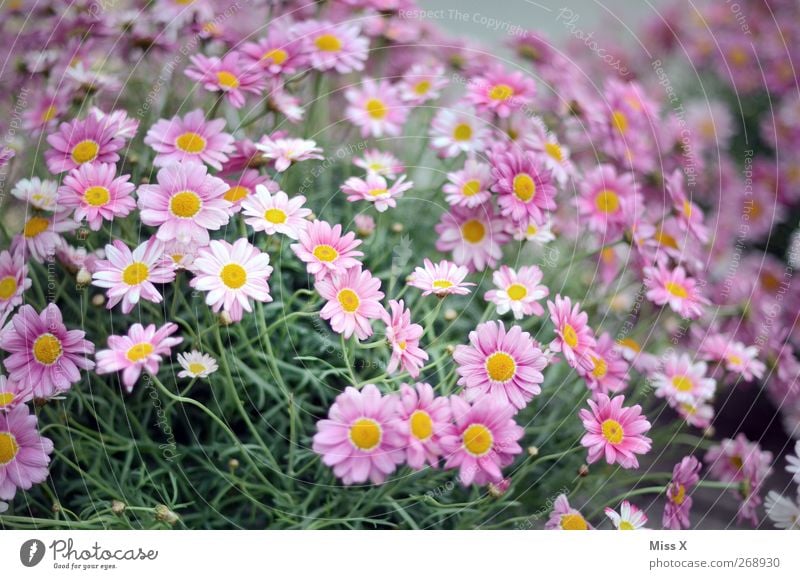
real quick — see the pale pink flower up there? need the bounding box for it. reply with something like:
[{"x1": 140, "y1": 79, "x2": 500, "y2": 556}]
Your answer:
[
  {"x1": 256, "y1": 137, "x2": 323, "y2": 172},
  {"x1": 292, "y1": 20, "x2": 369, "y2": 73},
  {"x1": 429, "y1": 107, "x2": 488, "y2": 158},
  {"x1": 144, "y1": 109, "x2": 235, "y2": 170},
  {"x1": 381, "y1": 299, "x2": 427, "y2": 378},
  {"x1": 342, "y1": 173, "x2": 413, "y2": 212},
  {"x1": 443, "y1": 159, "x2": 492, "y2": 208},
  {"x1": 0, "y1": 249, "x2": 31, "y2": 328},
  {"x1": 546, "y1": 494, "x2": 593, "y2": 530},
  {"x1": 435, "y1": 205, "x2": 510, "y2": 272},
  {"x1": 548, "y1": 295, "x2": 597, "y2": 371},
  {"x1": 58, "y1": 162, "x2": 136, "y2": 231},
  {"x1": 467, "y1": 66, "x2": 536, "y2": 118},
  {"x1": 652, "y1": 353, "x2": 716, "y2": 405},
  {"x1": 398, "y1": 63, "x2": 448, "y2": 104},
  {"x1": 353, "y1": 149, "x2": 403, "y2": 178},
  {"x1": 241, "y1": 186, "x2": 311, "y2": 239},
  {"x1": 397, "y1": 382, "x2": 451, "y2": 469},
  {"x1": 408, "y1": 258, "x2": 474, "y2": 297},
  {"x1": 316, "y1": 266, "x2": 385, "y2": 341},
  {"x1": 291, "y1": 220, "x2": 363, "y2": 281},
  {"x1": 605, "y1": 501, "x2": 648, "y2": 530},
  {"x1": 185, "y1": 53, "x2": 266, "y2": 109},
  {"x1": 579, "y1": 394, "x2": 651, "y2": 469},
  {"x1": 484, "y1": 265, "x2": 549, "y2": 319},
  {"x1": 345, "y1": 78, "x2": 408, "y2": 138},
  {"x1": 45, "y1": 114, "x2": 125, "y2": 173},
  {"x1": 644, "y1": 264, "x2": 709, "y2": 320},
  {"x1": 13, "y1": 212, "x2": 76, "y2": 263}
]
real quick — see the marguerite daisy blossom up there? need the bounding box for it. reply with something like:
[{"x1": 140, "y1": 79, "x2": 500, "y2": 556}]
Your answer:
[
  {"x1": 11, "y1": 177, "x2": 59, "y2": 211},
  {"x1": 443, "y1": 159, "x2": 493, "y2": 208},
  {"x1": 491, "y1": 149, "x2": 557, "y2": 226},
  {"x1": 546, "y1": 494, "x2": 593, "y2": 530},
  {"x1": 342, "y1": 173, "x2": 413, "y2": 212},
  {"x1": 58, "y1": 162, "x2": 136, "y2": 231},
  {"x1": 14, "y1": 211, "x2": 76, "y2": 263},
  {"x1": 177, "y1": 351, "x2": 219, "y2": 379},
  {"x1": 382, "y1": 299, "x2": 428, "y2": 378},
  {"x1": 92, "y1": 239, "x2": 176, "y2": 314},
  {"x1": 256, "y1": 137, "x2": 323, "y2": 172},
  {"x1": 435, "y1": 205, "x2": 510, "y2": 272},
  {"x1": 190, "y1": 239, "x2": 273, "y2": 323},
  {"x1": 144, "y1": 109, "x2": 235, "y2": 171},
  {"x1": 764, "y1": 491, "x2": 800, "y2": 530},
  {"x1": 663, "y1": 455, "x2": 701, "y2": 530},
  {"x1": 316, "y1": 266, "x2": 385, "y2": 341},
  {"x1": 454, "y1": 320, "x2": 547, "y2": 410},
  {"x1": 241, "y1": 186, "x2": 311, "y2": 239},
  {"x1": 466, "y1": 66, "x2": 536, "y2": 118},
  {"x1": 407, "y1": 258, "x2": 474, "y2": 297},
  {"x1": 579, "y1": 393, "x2": 652, "y2": 469},
  {"x1": 185, "y1": 53, "x2": 266, "y2": 109},
  {"x1": 292, "y1": 20, "x2": 369, "y2": 73},
  {"x1": 345, "y1": 78, "x2": 408, "y2": 138},
  {"x1": 0, "y1": 249, "x2": 31, "y2": 328},
  {"x1": 397, "y1": 382, "x2": 451, "y2": 470},
  {"x1": 353, "y1": 149, "x2": 403, "y2": 178},
  {"x1": 484, "y1": 265, "x2": 549, "y2": 319},
  {"x1": 0, "y1": 404, "x2": 53, "y2": 501},
  {"x1": 0, "y1": 374, "x2": 33, "y2": 412},
  {"x1": 652, "y1": 353, "x2": 716, "y2": 405},
  {"x1": 291, "y1": 220, "x2": 363, "y2": 281},
  {"x1": 45, "y1": 114, "x2": 125, "y2": 173},
  {"x1": 429, "y1": 107, "x2": 488, "y2": 158},
  {"x1": 548, "y1": 294, "x2": 597, "y2": 371},
  {"x1": 604, "y1": 501, "x2": 648, "y2": 530},
  {"x1": 643, "y1": 263, "x2": 709, "y2": 320}
]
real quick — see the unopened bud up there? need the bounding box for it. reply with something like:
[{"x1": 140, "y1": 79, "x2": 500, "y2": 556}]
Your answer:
[
  {"x1": 527, "y1": 446, "x2": 539, "y2": 458},
  {"x1": 154, "y1": 504, "x2": 179, "y2": 525},
  {"x1": 578, "y1": 464, "x2": 590, "y2": 477},
  {"x1": 445, "y1": 344, "x2": 455, "y2": 355},
  {"x1": 444, "y1": 308, "x2": 457, "y2": 321},
  {"x1": 228, "y1": 458, "x2": 240, "y2": 471},
  {"x1": 219, "y1": 311, "x2": 234, "y2": 326},
  {"x1": 391, "y1": 223, "x2": 403, "y2": 233},
  {"x1": 76, "y1": 267, "x2": 92, "y2": 286},
  {"x1": 111, "y1": 500, "x2": 126, "y2": 514},
  {"x1": 91, "y1": 294, "x2": 105, "y2": 307}
]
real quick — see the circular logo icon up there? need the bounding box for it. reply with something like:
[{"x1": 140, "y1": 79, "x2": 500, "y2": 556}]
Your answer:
[{"x1": 20, "y1": 539, "x2": 46, "y2": 567}]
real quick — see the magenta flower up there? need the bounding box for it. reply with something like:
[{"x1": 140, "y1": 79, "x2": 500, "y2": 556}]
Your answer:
[
  {"x1": 144, "y1": 109, "x2": 235, "y2": 170},
  {"x1": 546, "y1": 494, "x2": 593, "y2": 530},
  {"x1": 58, "y1": 162, "x2": 136, "y2": 231},
  {"x1": 576, "y1": 164, "x2": 638, "y2": 240},
  {"x1": 316, "y1": 266, "x2": 385, "y2": 341},
  {"x1": 95, "y1": 322, "x2": 183, "y2": 392},
  {"x1": 92, "y1": 239, "x2": 176, "y2": 314},
  {"x1": 190, "y1": 239, "x2": 273, "y2": 323},
  {"x1": 239, "y1": 26, "x2": 307, "y2": 77},
  {"x1": 454, "y1": 321, "x2": 547, "y2": 410},
  {"x1": 652, "y1": 353, "x2": 715, "y2": 405},
  {"x1": 662, "y1": 455, "x2": 701, "y2": 530},
  {"x1": 0, "y1": 304, "x2": 95, "y2": 398},
  {"x1": 312, "y1": 384, "x2": 405, "y2": 485},
  {"x1": 441, "y1": 394, "x2": 524, "y2": 486},
  {"x1": 435, "y1": 205, "x2": 510, "y2": 272},
  {"x1": 241, "y1": 186, "x2": 311, "y2": 239},
  {"x1": 643, "y1": 263, "x2": 709, "y2": 320},
  {"x1": 345, "y1": 78, "x2": 408, "y2": 138},
  {"x1": 397, "y1": 382, "x2": 451, "y2": 470},
  {"x1": 13, "y1": 211, "x2": 77, "y2": 263},
  {"x1": 547, "y1": 294, "x2": 597, "y2": 371},
  {"x1": 185, "y1": 52, "x2": 266, "y2": 109},
  {"x1": 0, "y1": 249, "x2": 31, "y2": 328},
  {"x1": 484, "y1": 265, "x2": 549, "y2": 320},
  {"x1": 579, "y1": 393, "x2": 652, "y2": 469},
  {"x1": 381, "y1": 299, "x2": 427, "y2": 379},
  {"x1": 137, "y1": 161, "x2": 232, "y2": 245},
  {"x1": 291, "y1": 220, "x2": 363, "y2": 281},
  {"x1": 491, "y1": 149, "x2": 557, "y2": 227},
  {"x1": 580, "y1": 332, "x2": 629, "y2": 396},
  {"x1": 466, "y1": 66, "x2": 536, "y2": 118},
  {"x1": 605, "y1": 500, "x2": 649, "y2": 530},
  {"x1": 292, "y1": 20, "x2": 369, "y2": 73},
  {"x1": 408, "y1": 258, "x2": 475, "y2": 297},
  {"x1": 342, "y1": 173, "x2": 413, "y2": 213},
  {"x1": 0, "y1": 374, "x2": 33, "y2": 412},
  {"x1": 0, "y1": 404, "x2": 53, "y2": 501},
  {"x1": 45, "y1": 114, "x2": 125, "y2": 173}
]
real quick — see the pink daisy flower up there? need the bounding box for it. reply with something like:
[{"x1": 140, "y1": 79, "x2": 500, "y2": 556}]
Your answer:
[
  {"x1": 676, "y1": 399, "x2": 715, "y2": 430},
  {"x1": 239, "y1": 26, "x2": 307, "y2": 77},
  {"x1": 443, "y1": 160, "x2": 493, "y2": 208},
  {"x1": 292, "y1": 20, "x2": 369, "y2": 73},
  {"x1": 577, "y1": 164, "x2": 638, "y2": 240},
  {"x1": 0, "y1": 374, "x2": 33, "y2": 413},
  {"x1": 92, "y1": 239, "x2": 176, "y2": 314},
  {"x1": 353, "y1": 149, "x2": 403, "y2": 178},
  {"x1": 545, "y1": 494, "x2": 593, "y2": 530},
  {"x1": 579, "y1": 393, "x2": 652, "y2": 469},
  {"x1": 581, "y1": 332, "x2": 629, "y2": 396},
  {"x1": 345, "y1": 78, "x2": 408, "y2": 138},
  {"x1": 522, "y1": 117, "x2": 574, "y2": 186},
  {"x1": 408, "y1": 258, "x2": 474, "y2": 297},
  {"x1": 95, "y1": 322, "x2": 183, "y2": 393},
  {"x1": 58, "y1": 162, "x2": 136, "y2": 231},
  {"x1": 397, "y1": 382, "x2": 451, "y2": 470},
  {"x1": 45, "y1": 114, "x2": 125, "y2": 173},
  {"x1": 256, "y1": 136, "x2": 323, "y2": 172},
  {"x1": 241, "y1": 186, "x2": 311, "y2": 239},
  {"x1": 185, "y1": 52, "x2": 266, "y2": 109},
  {"x1": 547, "y1": 295, "x2": 597, "y2": 371},
  {"x1": 190, "y1": 239, "x2": 273, "y2": 323},
  {"x1": 316, "y1": 266, "x2": 385, "y2": 341},
  {"x1": 342, "y1": 173, "x2": 413, "y2": 213},
  {"x1": 0, "y1": 304, "x2": 95, "y2": 398},
  {"x1": 454, "y1": 321, "x2": 547, "y2": 410},
  {"x1": 354, "y1": 214, "x2": 376, "y2": 236},
  {"x1": 222, "y1": 169, "x2": 275, "y2": 212},
  {"x1": 491, "y1": 150, "x2": 557, "y2": 226},
  {"x1": 13, "y1": 211, "x2": 76, "y2": 263},
  {"x1": 435, "y1": 205, "x2": 509, "y2": 272},
  {"x1": 312, "y1": 384, "x2": 404, "y2": 485},
  {"x1": 643, "y1": 264, "x2": 709, "y2": 320},
  {"x1": 381, "y1": 299, "x2": 428, "y2": 378},
  {"x1": 398, "y1": 63, "x2": 448, "y2": 104},
  {"x1": 0, "y1": 249, "x2": 31, "y2": 328},
  {"x1": 604, "y1": 501, "x2": 648, "y2": 530},
  {"x1": 652, "y1": 353, "x2": 716, "y2": 405},
  {"x1": 441, "y1": 394, "x2": 524, "y2": 486},
  {"x1": 0, "y1": 404, "x2": 53, "y2": 501},
  {"x1": 429, "y1": 107, "x2": 488, "y2": 158},
  {"x1": 144, "y1": 109, "x2": 235, "y2": 170},
  {"x1": 138, "y1": 161, "x2": 232, "y2": 245},
  {"x1": 11, "y1": 177, "x2": 59, "y2": 211},
  {"x1": 466, "y1": 66, "x2": 536, "y2": 118},
  {"x1": 291, "y1": 220, "x2": 363, "y2": 281},
  {"x1": 666, "y1": 169, "x2": 709, "y2": 243},
  {"x1": 484, "y1": 265, "x2": 549, "y2": 320},
  {"x1": 663, "y1": 455, "x2": 701, "y2": 530},
  {"x1": 89, "y1": 108, "x2": 140, "y2": 141}
]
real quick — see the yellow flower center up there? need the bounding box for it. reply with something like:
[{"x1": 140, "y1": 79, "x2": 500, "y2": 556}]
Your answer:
[
  {"x1": 560, "y1": 513, "x2": 588, "y2": 530},
  {"x1": 665, "y1": 281, "x2": 688, "y2": 298},
  {"x1": 591, "y1": 356, "x2": 608, "y2": 379},
  {"x1": 122, "y1": 262, "x2": 150, "y2": 286},
  {"x1": 315, "y1": 33, "x2": 342, "y2": 52},
  {"x1": 264, "y1": 208, "x2": 287, "y2": 224},
  {"x1": 682, "y1": 199, "x2": 693, "y2": 218},
  {"x1": 368, "y1": 188, "x2": 388, "y2": 197},
  {"x1": 433, "y1": 279, "x2": 453, "y2": 289},
  {"x1": 601, "y1": 419, "x2": 624, "y2": 444},
  {"x1": 41, "y1": 105, "x2": 58, "y2": 123},
  {"x1": 84, "y1": 185, "x2": 110, "y2": 207},
  {"x1": 485, "y1": 351, "x2": 516, "y2": 382},
  {"x1": 545, "y1": 141, "x2": 564, "y2": 162},
  {"x1": 71, "y1": 139, "x2": 99, "y2": 164},
  {"x1": 612, "y1": 110, "x2": 628, "y2": 133},
  {"x1": 175, "y1": 131, "x2": 207, "y2": 154},
  {"x1": 126, "y1": 342, "x2": 154, "y2": 362},
  {"x1": 489, "y1": 83, "x2": 514, "y2": 101},
  {"x1": 672, "y1": 374, "x2": 693, "y2": 392},
  {"x1": 216, "y1": 71, "x2": 240, "y2": 89},
  {"x1": 595, "y1": 189, "x2": 620, "y2": 213},
  {"x1": 220, "y1": 263, "x2": 247, "y2": 289},
  {"x1": 654, "y1": 229, "x2": 678, "y2": 249},
  {"x1": 349, "y1": 417, "x2": 381, "y2": 451},
  {"x1": 461, "y1": 219, "x2": 486, "y2": 243},
  {"x1": 0, "y1": 392, "x2": 15, "y2": 408},
  {"x1": 463, "y1": 423, "x2": 493, "y2": 456},
  {"x1": 262, "y1": 48, "x2": 288, "y2": 65},
  {"x1": 673, "y1": 483, "x2": 686, "y2": 505},
  {"x1": 224, "y1": 185, "x2": 250, "y2": 203},
  {"x1": 506, "y1": 283, "x2": 527, "y2": 301},
  {"x1": 726, "y1": 353, "x2": 743, "y2": 366},
  {"x1": 410, "y1": 410, "x2": 433, "y2": 441},
  {"x1": 169, "y1": 191, "x2": 202, "y2": 218},
  {"x1": 729, "y1": 455, "x2": 744, "y2": 470},
  {"x1": 413, "y1": 80, "x2": 431, "y2": 95},
  {"x1": 462, "y1": 179, "x2": 481, "y2": 197},
  {"x1": 512, "y1": 173, "x2": 536, "y2": 202},
  {"x1": 24, "y1": 216, "x2": 49, "y2": 238},
  {"x1": 0, "y1": 432, "x2": 20, "y2": 465},
  {"x1": 0, "y1": 276, "x2": 17, "y2": 301},
  {"x1": 337, "y1": 288, "x2": 360, "y2": 313},
  {"x1": 33, "y1": 333, "x2": 63, "y2": 365},
  {"x1": 188, "y1": 362, "x2": 206, "y2": 375},
  {"x1": 562, "y1": 323, "x2": 579, "y2": 349},
  {"x1": 452, "y1": 122, "x2": 473, "y2": 141},
  {"x1": 365, "y1": 98, "x2": 388, "y2": 120},
  {"x1": 526, "y1": 224, "x2": 539, "y2": 236},
  {"x1": 619, "y1": 521, "x2": 635, "y2": 530},
  {"x1": 313, "y1": 244, "x2": 339, "y2": 262},
  {"x1": 617, "y1": 337, "x2": 641, "y2": 352}
]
